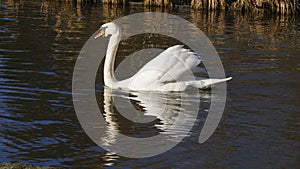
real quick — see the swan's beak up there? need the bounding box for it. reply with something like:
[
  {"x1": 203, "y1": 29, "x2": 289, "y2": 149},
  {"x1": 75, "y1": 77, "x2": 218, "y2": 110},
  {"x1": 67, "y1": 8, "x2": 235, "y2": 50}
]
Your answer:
[{"x1": 94, "y1": 29, "x2": 105, "y2": 39}]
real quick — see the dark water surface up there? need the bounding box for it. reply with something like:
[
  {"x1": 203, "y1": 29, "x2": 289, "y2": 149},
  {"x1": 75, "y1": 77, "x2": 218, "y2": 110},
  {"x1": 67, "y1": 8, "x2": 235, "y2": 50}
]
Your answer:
[{"x1": 0, "y1": 0, "x2": 299, "y2": 168}]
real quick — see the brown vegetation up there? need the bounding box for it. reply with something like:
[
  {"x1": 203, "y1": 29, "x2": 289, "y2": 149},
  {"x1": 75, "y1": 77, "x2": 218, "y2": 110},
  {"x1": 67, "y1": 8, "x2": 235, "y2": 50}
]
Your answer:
[
  {"x1": 0, "y1": 163, "x2": 57, "y2": 169},
  {"x1": 191, "y1": 0, "x2": 227, "y2": 10},
  {"x1": 229, "y1": 0, "x2": 299, "y2": 14},
  {"x1": 102, "y1": 0, "x2": 128, "y2": 5},
  {"x1": 144, "y1": 0, "x2": 173, "y2": 7},
  {"x1": 25, "y1": 0, "x2": 299, "y2": 14},
  {"x1": 191, "y1": 0, "x2": 299, "y2": 14}
]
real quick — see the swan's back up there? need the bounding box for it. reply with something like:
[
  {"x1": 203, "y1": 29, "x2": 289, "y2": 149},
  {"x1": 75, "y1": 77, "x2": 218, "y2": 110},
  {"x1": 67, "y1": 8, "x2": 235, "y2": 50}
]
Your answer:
[
  {"x1": 128, "y1": 45, "x2": 201, "y2": 89},
  {"x1": 115, "y1": 45, "x2": 231, "y2": 91}
]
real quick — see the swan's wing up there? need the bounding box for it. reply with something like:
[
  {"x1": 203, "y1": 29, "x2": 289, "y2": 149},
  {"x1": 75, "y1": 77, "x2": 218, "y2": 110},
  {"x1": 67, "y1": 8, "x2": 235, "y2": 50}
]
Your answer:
[{"x1": 131, "y1": 45, "x2": 201, "y2": 87}]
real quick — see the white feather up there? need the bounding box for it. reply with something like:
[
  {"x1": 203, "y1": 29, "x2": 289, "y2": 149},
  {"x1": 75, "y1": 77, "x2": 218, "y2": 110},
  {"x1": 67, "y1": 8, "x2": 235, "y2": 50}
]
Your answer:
[{"x1": 97, "y1": 22, "x2": 232, "y2": 91}]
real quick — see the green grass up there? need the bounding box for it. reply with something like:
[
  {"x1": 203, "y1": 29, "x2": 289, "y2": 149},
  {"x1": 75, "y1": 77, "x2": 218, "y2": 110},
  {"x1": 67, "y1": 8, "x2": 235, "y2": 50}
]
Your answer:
[{"x1": 0, "y1": 163, "x2": 57, "y2": 169}]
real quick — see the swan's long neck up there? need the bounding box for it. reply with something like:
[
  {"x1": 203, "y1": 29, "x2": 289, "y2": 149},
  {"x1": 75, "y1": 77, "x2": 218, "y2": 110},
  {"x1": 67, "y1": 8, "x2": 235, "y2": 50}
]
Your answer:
[{"x1": 104, "y1": 31, "x2": 120, "y2": 87}]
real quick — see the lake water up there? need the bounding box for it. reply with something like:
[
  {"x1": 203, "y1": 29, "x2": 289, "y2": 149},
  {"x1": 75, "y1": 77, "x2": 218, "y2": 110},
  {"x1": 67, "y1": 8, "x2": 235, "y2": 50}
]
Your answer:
[{"x1": 0, "y1": 0, "x2": 299, "y2": 168}]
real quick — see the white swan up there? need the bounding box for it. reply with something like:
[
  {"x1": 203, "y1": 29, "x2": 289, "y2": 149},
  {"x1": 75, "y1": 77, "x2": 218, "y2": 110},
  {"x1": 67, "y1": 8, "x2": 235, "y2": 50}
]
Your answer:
[{"x1": 95, "y1": 22, "x2": 231, "y2": 91}]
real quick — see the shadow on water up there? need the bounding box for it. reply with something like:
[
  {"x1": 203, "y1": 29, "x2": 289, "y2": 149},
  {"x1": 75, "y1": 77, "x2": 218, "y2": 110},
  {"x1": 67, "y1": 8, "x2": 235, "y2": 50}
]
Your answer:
[{"x1": 0, "y1": 0, "x2": 299, "y2": 168}]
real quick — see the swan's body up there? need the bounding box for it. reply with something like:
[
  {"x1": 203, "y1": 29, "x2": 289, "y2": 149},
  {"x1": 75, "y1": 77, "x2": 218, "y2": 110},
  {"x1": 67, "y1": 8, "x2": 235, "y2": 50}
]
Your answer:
[{"x1": 95, "y1": 22, "x2": 231, "y2": 91}]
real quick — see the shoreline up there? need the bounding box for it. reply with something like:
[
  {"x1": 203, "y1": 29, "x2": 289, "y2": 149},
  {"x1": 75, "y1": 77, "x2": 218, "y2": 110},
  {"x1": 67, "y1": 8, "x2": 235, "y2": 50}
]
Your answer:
[{"x1": 0, "y1": 163, "x2": 57, "y2": 169}]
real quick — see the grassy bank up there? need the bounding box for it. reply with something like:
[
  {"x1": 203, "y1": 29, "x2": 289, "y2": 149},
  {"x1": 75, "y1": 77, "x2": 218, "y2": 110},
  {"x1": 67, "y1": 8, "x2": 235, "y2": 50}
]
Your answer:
[{"x1": 0, "y1": 163, "x2": 57, "y2": 169}]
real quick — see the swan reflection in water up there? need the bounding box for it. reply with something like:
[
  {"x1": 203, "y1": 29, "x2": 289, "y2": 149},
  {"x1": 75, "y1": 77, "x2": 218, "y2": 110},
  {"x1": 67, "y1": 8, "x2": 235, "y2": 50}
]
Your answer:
[{"x1": 96, "y1": 87, "x2": 211, "y2": 150}]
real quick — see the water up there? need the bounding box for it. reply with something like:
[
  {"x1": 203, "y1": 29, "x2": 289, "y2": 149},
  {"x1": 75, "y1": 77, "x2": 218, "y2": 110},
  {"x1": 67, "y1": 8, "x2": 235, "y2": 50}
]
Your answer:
[{"x1": 0, "y1": 0, "x2": 299, "y2": 168}]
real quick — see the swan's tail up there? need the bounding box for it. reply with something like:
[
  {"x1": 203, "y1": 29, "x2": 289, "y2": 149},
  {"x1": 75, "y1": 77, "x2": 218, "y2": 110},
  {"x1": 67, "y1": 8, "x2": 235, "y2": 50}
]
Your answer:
[{"x1": 188, "y1": 77, "x2": 232, "y2": 89}]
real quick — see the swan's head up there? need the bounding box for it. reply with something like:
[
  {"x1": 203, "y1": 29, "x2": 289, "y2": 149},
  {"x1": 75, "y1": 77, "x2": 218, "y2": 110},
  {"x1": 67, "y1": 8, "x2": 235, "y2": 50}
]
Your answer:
[{"x1": 94, "y1": 22, "x2": 120, "y2": 39}]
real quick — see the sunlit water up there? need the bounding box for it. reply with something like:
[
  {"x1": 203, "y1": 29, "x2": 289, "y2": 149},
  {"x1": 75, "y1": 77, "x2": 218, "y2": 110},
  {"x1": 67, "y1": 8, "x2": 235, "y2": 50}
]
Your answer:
[{"x1": 0, "y1": 0, "x2": 299, "y2": 168}]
